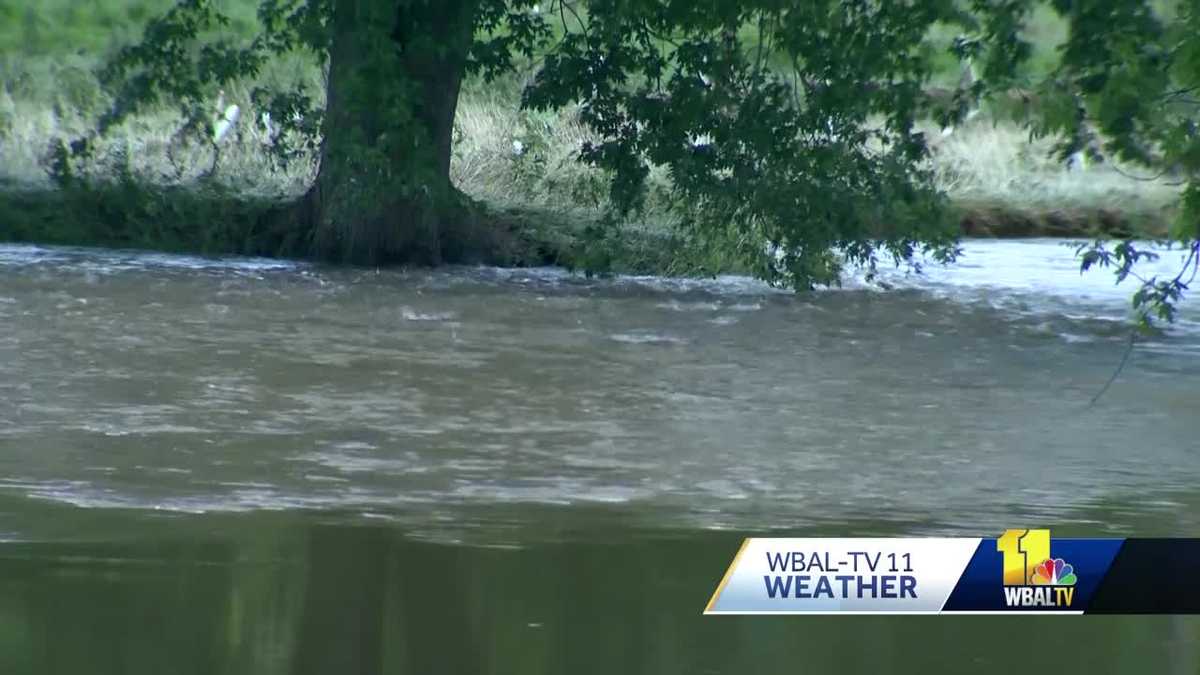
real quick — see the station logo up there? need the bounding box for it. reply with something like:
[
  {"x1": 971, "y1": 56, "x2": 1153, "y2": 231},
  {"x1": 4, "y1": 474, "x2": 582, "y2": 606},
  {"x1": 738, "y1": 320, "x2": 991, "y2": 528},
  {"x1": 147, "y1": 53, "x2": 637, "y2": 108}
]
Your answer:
[{"x1": 997, "y1": 529, "x2": 1077, "y2": 608}]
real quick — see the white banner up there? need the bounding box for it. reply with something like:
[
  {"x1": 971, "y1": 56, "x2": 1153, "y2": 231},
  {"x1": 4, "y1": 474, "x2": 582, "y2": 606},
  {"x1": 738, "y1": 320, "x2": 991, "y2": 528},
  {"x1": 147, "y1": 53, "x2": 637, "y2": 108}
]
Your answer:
[{"x1": 705, "y1": 538, "x2": 981, "y2": 614}]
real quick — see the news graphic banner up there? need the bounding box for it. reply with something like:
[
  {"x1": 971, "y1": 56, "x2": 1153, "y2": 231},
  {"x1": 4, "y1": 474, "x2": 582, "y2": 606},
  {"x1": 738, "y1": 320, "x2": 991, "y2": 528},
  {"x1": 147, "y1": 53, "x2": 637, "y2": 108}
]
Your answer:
[{"x1": 704, "y1": 531, "x2": 1200, "y2": 615}]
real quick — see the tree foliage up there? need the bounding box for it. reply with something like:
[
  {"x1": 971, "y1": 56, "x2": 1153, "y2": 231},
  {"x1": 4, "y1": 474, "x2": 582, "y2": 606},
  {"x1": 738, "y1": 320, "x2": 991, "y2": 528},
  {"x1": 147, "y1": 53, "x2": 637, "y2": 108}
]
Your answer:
[
  {"x1": 519, "y1": 0, "x2": 973, "y2": 286},
  {"x1": 1036, "y1": 0, "x2": 1200, "y2": 331},
  {"x1": 78, "y1": 0, "x2": 1200, "y2": 322}
]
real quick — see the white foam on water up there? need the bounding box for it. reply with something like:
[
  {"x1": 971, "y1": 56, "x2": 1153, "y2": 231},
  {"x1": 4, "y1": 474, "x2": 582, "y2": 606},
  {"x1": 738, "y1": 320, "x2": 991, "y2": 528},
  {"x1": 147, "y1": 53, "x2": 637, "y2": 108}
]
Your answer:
[{"x1": 609, "y1": 332, "x2": 689, "y2": 345}]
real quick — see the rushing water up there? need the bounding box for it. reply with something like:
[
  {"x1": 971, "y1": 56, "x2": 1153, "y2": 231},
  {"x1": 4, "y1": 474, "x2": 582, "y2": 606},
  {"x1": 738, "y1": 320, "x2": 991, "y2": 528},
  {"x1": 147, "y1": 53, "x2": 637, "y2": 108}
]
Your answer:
[{"x1": 0, "y1": 240, "x2": 1198, "y2": 674}]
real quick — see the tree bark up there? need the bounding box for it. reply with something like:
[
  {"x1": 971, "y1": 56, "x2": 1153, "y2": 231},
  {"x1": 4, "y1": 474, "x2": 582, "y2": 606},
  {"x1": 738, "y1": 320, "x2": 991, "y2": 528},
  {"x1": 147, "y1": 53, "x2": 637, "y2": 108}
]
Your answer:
[{"x1": 298, "y1": 0, "x2": 483, "y2": 265}]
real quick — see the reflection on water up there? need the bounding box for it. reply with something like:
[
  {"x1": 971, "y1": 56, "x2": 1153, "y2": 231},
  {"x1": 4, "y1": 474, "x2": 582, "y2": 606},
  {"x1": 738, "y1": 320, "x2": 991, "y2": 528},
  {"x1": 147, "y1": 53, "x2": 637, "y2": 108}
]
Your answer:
[
  {"x1": 0, "y1": 510, "x2": 1196, "y2": 675},
  {"x1": 0, "y1": 242, "x2": 1198, "y2": 673}
]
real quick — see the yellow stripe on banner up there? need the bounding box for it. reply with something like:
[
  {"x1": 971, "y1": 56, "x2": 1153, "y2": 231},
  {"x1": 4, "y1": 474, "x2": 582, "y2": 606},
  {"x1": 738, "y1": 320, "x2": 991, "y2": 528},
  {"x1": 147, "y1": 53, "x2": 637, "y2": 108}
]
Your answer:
[{"x1": 704, "y1": 538, "x2": 751, "y2": 614}]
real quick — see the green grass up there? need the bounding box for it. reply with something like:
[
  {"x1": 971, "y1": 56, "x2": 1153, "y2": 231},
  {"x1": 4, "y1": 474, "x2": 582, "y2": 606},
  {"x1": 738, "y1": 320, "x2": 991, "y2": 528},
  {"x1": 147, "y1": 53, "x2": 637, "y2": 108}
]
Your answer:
[
  {"x1": 0, "y1": 0, "x2": 261, "y2": 56},
  {"x1": 0, "y1": 1, "x2": 1185, "y2": 273}
]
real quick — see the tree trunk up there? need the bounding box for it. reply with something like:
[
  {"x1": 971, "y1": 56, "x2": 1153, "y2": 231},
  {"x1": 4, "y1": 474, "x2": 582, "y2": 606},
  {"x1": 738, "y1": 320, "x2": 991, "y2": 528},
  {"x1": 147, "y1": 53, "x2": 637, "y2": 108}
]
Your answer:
[{"x1": 299, "y1": 0, "x2": 482, "y2": 265}]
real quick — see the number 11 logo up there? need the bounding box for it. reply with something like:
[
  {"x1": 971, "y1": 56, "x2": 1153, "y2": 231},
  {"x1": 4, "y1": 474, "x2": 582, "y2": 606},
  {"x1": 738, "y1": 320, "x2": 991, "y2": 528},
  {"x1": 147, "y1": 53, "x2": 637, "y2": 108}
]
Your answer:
[{"x1": 996, "y1": 529, "x2": 1051, "y2": 586}]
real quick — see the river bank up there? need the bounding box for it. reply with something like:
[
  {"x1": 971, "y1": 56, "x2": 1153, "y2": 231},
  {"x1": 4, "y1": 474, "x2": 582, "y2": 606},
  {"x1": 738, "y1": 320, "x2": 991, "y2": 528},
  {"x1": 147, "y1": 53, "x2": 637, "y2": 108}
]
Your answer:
[
  {"x1": 0, "y1": 176, "x2": 1176, "y2": 277},
  {"x1": 1, "y1": 2, "x2": 1188, "y2": 275},
  {"x1": 2, "y1": 68, "x2": 1186, "y2": 276},
  {"x1": 1, "y1": 45, "x2": 1184, "y2": 275}
]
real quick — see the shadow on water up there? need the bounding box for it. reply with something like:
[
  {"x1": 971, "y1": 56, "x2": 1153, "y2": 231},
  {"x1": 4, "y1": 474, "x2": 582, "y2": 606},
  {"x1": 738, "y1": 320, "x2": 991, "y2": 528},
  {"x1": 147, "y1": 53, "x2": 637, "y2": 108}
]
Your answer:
[{"x1": 0, "y1": 505, "x2": 1196, "y2": 675}]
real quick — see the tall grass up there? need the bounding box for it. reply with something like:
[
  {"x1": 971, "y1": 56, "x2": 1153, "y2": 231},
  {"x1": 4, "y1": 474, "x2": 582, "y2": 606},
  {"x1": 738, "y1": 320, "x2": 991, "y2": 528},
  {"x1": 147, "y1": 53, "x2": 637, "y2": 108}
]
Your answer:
[{"x1": 925, "y1": 122, "x2": 1180, "y2": 229}]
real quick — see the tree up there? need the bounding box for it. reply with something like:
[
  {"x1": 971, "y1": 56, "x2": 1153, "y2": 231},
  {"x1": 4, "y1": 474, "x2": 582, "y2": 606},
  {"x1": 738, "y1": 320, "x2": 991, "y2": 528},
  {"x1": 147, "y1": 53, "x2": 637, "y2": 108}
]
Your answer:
[
  {"x1": 85, "y1": 0, "x2": 530, "y2": 264},
  {"x1": 77, "y1": 0, "x2": 1198, "y2": 322},
  {"x1": 75, "y1": 0, "x2": 959, "y2": 279}
]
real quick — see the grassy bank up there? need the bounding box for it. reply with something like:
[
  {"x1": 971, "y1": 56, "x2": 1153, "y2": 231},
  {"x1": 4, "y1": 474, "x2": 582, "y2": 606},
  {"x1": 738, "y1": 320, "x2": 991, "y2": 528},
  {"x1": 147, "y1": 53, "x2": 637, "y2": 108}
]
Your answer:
[{"x1": 0, "y1": 2, "x2": 1185, "y2": 274}]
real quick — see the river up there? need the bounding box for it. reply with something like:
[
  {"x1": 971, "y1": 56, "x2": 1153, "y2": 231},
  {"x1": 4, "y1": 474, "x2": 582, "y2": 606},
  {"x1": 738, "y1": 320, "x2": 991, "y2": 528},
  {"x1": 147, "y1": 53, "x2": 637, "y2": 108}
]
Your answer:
[{"x1": 0, "y1": 240, "x2": 1197, "y2": 673}]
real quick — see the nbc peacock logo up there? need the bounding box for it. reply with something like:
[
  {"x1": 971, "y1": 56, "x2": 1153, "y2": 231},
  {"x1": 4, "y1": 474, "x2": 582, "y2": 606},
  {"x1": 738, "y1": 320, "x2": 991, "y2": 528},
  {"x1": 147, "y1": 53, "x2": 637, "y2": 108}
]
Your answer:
[
  {"x1": 1031, "y1": 558, "x2": 1077, "y2": 587},
  {"x1": 997, "y1": 529, "x2": 1077, "y2": 608}
]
